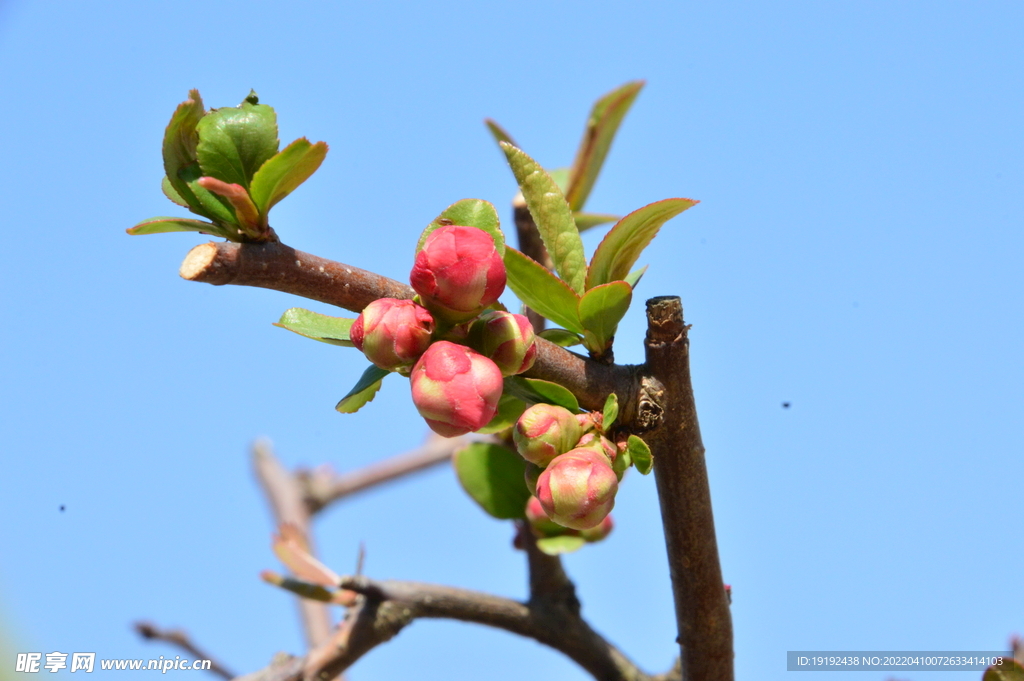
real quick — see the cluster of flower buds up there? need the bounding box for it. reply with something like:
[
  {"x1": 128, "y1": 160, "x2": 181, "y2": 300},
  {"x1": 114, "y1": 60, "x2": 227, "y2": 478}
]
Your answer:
[
  {"x1": 351, "y1": 225, "x2": 537, "y2": 437},
  {"x1": 513, "y1": 403, "x2": 620, "y2": 531}
]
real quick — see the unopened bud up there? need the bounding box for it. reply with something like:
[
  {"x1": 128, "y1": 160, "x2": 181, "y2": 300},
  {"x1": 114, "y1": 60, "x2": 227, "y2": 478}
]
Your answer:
[
  {"x1": 468, "y1": 311, "x2": 537, "y2": 376},
  {"x1": 410, "y1": 341, "x2": 503, "y2": 437},
  {"x1": 576, "y1": 432, "x2": 617, "y2": 467},
  {"x1": 351, "y1": 298, "x2": 434, "y2": 372},
  {"x1": 410, "y1": 225, "x2": 506, "y2": 319},
  {"x1": 536, "y1": 449, "x2": 618, "y2": 530},
  {"x1": 513, "y1": 404, "x2": 583, "y2": 467}
]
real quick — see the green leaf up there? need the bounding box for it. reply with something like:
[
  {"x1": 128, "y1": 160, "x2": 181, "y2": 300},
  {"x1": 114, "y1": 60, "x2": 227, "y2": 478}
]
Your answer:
[
  {"x1": 536, "y1": 535, "x2": 586, "y2": 555},
  {"x1": 573, "y1": 212, "x2": 620, "y2": 232},
  {"x1": 537, "y1": 328, "x2": 583, "y2": 347},
  {"x1": 503, "y1": 376, "x2": 580, "y2": 413},
  {"x1": 627, "y1": 435, "x2": 653, "y2": 475},
  {"x1": 249, "y1": 138, "x2": 329, "y2": 216},
  {"x1": 503, "y1": 248, "x2": 582, "y2": 333},
  {"x1": 564, "y1": 80, "x2": 644, "y2": 211},
  {"x1": 196, "y1": 93, "x2": 279, "y2": 188},
  {"x1": 178, "y1": 161, "x2": 239, "y2": 227},
  {"x1": 274, "y1": 308, "x2": 355, "y2": 347},
  {"x1": 335, "y1": 365, "x2": 389, "y2": 414},
  {"x1": 602, "y1": 393, "x2": 619, "y2": 430},
  {"x1": 500, "y1": 143, "x2": 587, "y2": 294},
  {"x1": 984, "y1": 659, "x2": 1024, "y2": 681},
  {"x1": 162, "y1": 90, "x2": 205, "y2": 209},
  {"x1": 624, "y1": 265, "x2": 648, "y2": 289},
  {"x1": 126, "y1": 217, "x2": 223, "y2": 237},
  {"x1": 418, "y1": 199, "x2": 504, "y2": 256},
  {"x1": 484, "y1": 118, "x2": 518, "y2": 148},
  {"x1": 161, "y1": 176, "x2": 189, "y2": 207},
  {"x1": 578, "y1": 281, "x2": 632, "y2": 353},
  {"x1": 477, "y1": 393, "x2": 528, "y2": 434},
  {"x1": 587, "y1": 198, "x2": 698, "y2": 289},
  {"x1": 453, "y1": 442, "x2": 531, "y2": 519}
]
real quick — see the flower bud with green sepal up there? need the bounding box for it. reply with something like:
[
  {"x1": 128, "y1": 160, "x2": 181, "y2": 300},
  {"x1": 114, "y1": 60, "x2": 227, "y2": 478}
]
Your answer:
[
  {"x1": 536, "y1": 448, "x2": 618, "y2": 531},
  {"x1": 410, "y1": 341, "x2": 503, "y2": 437},
  {"x1": 468, "y1": 311, "x2": 537, "y2": 376},
  {"x1": 513, "y1": 404, "x2": 583, "y2": 467},
  {"x1": 350, "y1": 298, "x2": 434, "y2": 373}
]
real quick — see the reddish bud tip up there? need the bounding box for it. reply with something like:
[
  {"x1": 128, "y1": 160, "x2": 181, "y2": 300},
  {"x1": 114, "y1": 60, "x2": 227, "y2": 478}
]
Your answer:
[
  {"x1": 410, "y1": 226, "x2": 506, "y2": 319},
  {"x1": 352, "y1": 298, "x2": 434, "y2": 372},
  {"x1": 410, "y1": 341, "x2": 503, "y2": 437},
  {"x1": 536, "y1": 448, "x2": 618, "y2": 530}
]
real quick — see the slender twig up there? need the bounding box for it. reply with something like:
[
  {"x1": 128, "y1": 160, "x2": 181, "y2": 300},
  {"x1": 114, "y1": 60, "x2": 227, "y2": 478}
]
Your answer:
[
  {"x1": 133, "y1": 621, "x2": 236, "y2": 680},
  {"x1": 252, "y1": 439, "x2": 333, "y2": 649},
  {"x1": 644, "y1": 296, "x2": 733, "y2": 681},
  {"x1": 298, "y1": 433, "x2": 484, "y2": 515},
  {"x1": 178, "y1": 241, "x2": 640, "y2": 416},
  {"x1": 235, "y1": 571, "x2": 675, "y2": 681}
]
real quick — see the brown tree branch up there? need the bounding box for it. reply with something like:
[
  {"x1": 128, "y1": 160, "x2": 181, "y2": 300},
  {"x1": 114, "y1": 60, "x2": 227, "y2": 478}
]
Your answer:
[
  {"x1": 643, "y1": 296, "x2": 733, "y2": 681},
  {"x1": 252, "y1": 439, "x2": 333, "y2": 649},
  {"x1": 235, "y1": 572, "x2": 676, "y2": 681},
  {"x1": 134, "y1": 621, "x2": 236, "y2": 680},
  {"x1": 298, "y1": 433, "x2": 485, "y2": 515},
  {"x1": 179, "y1": 241, "x2": 640, "y2": 415}
]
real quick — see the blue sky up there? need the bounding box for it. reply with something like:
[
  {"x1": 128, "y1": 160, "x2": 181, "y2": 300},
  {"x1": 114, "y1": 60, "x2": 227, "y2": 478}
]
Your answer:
[{"x1": 0, "y1": 1, "x2": 1020, "y2": 680}]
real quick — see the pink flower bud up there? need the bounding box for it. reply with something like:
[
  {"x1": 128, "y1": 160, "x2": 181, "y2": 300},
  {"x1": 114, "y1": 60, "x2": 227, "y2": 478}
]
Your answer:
[
  {"x1": 536, "y1": 448, "x2": 618, "y2": 530},
  {"x1": 351, "y1": 298, "x2": 435, "y2": 372},
  {"x1": 468, "y1": 311, "x2": 537, "y2": 376},
  {"x1": 579, "y1": 514, "x2": 614, "y2": 543},
  {"x1": 524, "y1": 496, "x2": 568, "y2": 537},
  {"x1": 513, "y1": 404, "x2": 583, "y2": 467},
  {"x1": 410, "y1": 225, "x2": 506, "y2": 319},
  {"x1": 410, "y1": 341, "x2": 503, "y2": 437}
]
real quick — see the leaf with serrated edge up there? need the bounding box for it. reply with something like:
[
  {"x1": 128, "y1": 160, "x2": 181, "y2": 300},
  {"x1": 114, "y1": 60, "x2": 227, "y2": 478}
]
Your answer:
[
  {"x1": 627, "y1": 435, "x2": 653, "y2": 475},
  {"x1": 578, "y1": 281, "x2": 632, "y2": 353},
  {"x1": 503, "y1": 377, "x2": 580, "y2": 413},
  {"x1": 484, "y1": 118, "x2": 518, "y2": 148},
  {"x1": 587, "y1": 198, "x2": 697, "y2": 290},
  {"x1": 162, "y1": 176, "x2": 189, "y2": 207},
  {"x1": 536, "y1": 535, "x2": 586, "y2": 555},
  {"x1": 336, "y1": 365, "x2": 389, "y2": 414},
  {"x1": 537, "y1": 328, "x2": 583, "y2": 347},
  {"x1": 477, "y1": 394, "x2": 528, "y2": 434},
  {"x1": 500, "y1": 143, "x2": 587, "y2": 294},
  {"x1": 249, "y1": 138, "x2": 328, "y2": 216},
  {"x1": 162, "y1": 90, "x2": 204, "y2": 209},
  {"x1": 418, "y1": 199, "x2": 504, "y2": 256},
  {"x1": 603, "y1": 393, "x2": 619, "y2": 430},
  {"x1": 196, "y1": 95, "x2": 279, "y2": 188},
  {"x1": 504, "y1": 248, "x2": 582, "y2": 333},
  {"x1": 274, "y1": 308, "x2": 355, "y2": 347},
  {"x1": 574, "y1": 212, "x2": 620, "y2": 232},
  {"x1": 127, "y1": 217, "x2": 223, "y2": 237},
  {"x1": 565, "y1": 81, "x2": 644, "y2": 211},
  {"x1": 453, "y1": 443, "x2": 530, "y2": 519}
]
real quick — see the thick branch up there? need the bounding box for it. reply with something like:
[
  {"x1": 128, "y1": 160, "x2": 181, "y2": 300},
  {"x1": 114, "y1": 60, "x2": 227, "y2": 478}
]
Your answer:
[
  {"x1": 298, "y1": 433, "x2": 482, "y2": 515},
  {"x1": 644, "y1": 297, "x2": 733, "y2": 681},
  {"x1": 179, "y1": 241, "x2": 639, "y2": 415},
  {"x1": 252, "y1": 440, "x2": 333, "y2": 649},
  {"x1": 134, "y1": 622, "x2": 235, "y2": 680}
]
